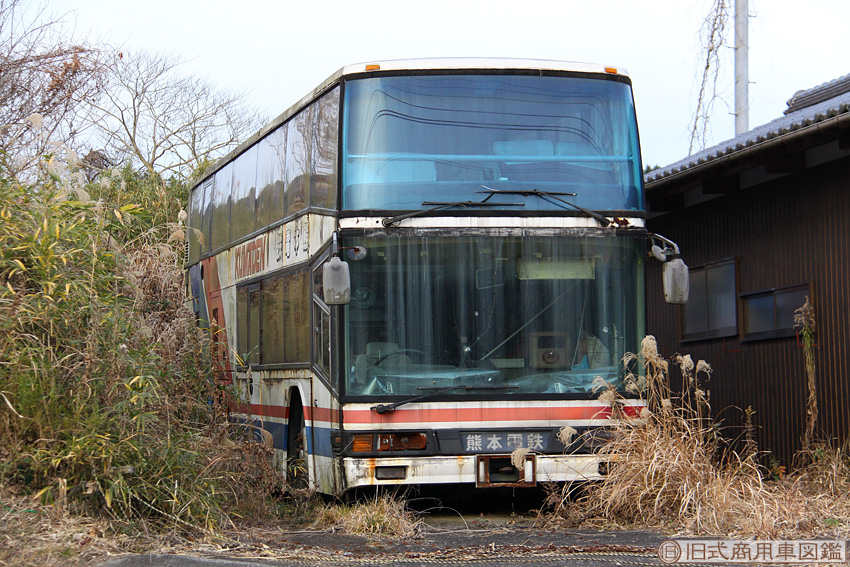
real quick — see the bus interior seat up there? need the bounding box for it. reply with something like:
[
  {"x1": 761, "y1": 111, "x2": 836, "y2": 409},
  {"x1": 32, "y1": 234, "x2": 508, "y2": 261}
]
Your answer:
[
  {"x1": 353, "y1": 342, "x2": 404, "y2": 385},
  {"x1": 365, "y1": 342, "x2": 413, "y2": 366}
]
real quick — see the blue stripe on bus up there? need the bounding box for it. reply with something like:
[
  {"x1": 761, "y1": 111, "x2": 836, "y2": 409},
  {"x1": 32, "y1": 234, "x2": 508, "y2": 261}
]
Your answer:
[
  {"x1": 306, "y1": 425, "x2": 335, "y2": 458},
  {"x1": 231, "y1": 417, "x2": 335, "y2": 458}
]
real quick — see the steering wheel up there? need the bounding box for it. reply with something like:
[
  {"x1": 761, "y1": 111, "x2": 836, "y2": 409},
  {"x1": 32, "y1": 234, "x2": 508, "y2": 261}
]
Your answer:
[{"x1": 375, "y1": 349, "x2": 429, "y2": 365}]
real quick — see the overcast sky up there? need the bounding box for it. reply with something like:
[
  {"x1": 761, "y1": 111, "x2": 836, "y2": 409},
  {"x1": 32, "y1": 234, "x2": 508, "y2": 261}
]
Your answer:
[{"x1": 47, "y1": 0, "x2": 850, "y2": 167}]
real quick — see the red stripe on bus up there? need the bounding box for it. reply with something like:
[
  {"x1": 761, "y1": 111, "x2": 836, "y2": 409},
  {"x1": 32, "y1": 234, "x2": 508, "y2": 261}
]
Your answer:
[
  {"x1": 343, "y1": 405, "x2": 629, "y2": 424},
  {"x1": 234, "y1": 403, "x2": 340, "y2": 423},
  {"x1": 233, "y1": 403, "x2": 288, "y2": 419},
  {"x1": 310, "y1": 406, "x2": 338, "y2": 422},
  {"x1": 235, "y1": 404, "x2": 639, "y2": 423}
]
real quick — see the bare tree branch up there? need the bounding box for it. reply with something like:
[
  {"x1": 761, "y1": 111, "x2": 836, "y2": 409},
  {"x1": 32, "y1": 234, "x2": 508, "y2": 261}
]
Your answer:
[
  {"x1": 87, "y1": 51, "x2": 265, "y2": 178},
  {"x1": 0, "y1": 0, "x2": 108, "y2": 173},
  {"x1": 688, "y1": 0, "x2": 731, "y2": 155}
]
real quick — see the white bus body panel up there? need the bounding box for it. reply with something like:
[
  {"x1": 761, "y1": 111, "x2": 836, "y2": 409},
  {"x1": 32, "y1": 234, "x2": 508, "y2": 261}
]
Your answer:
[{"x1": 342, "y1": 454, "x2": 604, "y2": 489}]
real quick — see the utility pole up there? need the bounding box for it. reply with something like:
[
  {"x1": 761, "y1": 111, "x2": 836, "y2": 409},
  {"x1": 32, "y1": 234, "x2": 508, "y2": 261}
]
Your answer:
[{"x1": 734, "y1": 0, "x2": 749, "y2": 135}]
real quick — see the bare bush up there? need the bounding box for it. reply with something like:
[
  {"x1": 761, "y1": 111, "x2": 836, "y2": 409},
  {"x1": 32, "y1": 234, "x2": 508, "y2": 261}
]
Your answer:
[{"x1": 0, "y1": 0, "x2": 107, "y2": 173}]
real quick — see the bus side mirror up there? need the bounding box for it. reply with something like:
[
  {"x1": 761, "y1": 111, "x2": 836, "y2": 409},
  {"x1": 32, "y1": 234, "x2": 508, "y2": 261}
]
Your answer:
[
  {"x1": 649, "y1": 233, "x2": 689, "y2": 305},
  {"x1": 662, "y1": 258, "x2": 689, "y2": 304},
  {"x1": 323, "y1": 256, "x2": 351, "y2": 305}
]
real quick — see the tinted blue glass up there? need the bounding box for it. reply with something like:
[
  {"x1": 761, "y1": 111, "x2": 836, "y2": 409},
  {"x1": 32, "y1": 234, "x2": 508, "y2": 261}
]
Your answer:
[
  {"x1": 343, "y1": 74, "x2": 643, "y2": 212},
  {"x1": 775, "y1": 288, "x2": 807, "y2": 330},
  {"x1": 343, "y1": 235, "x2": 646, "y2": 397},
  {"x1": 745, "y1": 295, "x2": 775, "y2": 334}
]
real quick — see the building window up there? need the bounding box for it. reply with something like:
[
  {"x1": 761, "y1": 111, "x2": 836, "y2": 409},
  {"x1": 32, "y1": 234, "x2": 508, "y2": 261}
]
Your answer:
[
  {"x1": 741, "y1": 284, "x2": 810, "y2": 341},
  {"x1": 681, "y1": 259, "x2": 737, "y2": 342}
]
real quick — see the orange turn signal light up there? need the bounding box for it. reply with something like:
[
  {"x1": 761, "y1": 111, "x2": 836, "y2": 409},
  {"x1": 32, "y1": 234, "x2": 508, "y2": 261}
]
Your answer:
[
  {"x1": 604, "y1": 67, "x2": 618, "y2": 75},
  {"x1": 365, "y1": 64, "x2": 381, "y2": 71},
  {"x1": 351, "y1": 434, "x2": 373, "y2": 453}
]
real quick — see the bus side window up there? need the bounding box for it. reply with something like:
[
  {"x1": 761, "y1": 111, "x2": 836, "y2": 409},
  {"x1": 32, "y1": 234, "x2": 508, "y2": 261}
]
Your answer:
[
  {"x1": 314, "y1": 301, "x2": 331, "y2": 379},
  {"x1": 312, "y1": 260, "x2": 332, "y2": 384},
  {"x1": 237, "y1": 283, "x2": 261, "y2": 366},
  {"x1": 285, "y1": 107, "x2": 313, "y2": 214},
  {"x1": 311, "y1": 87, "x2": 339, "y2": 211}
]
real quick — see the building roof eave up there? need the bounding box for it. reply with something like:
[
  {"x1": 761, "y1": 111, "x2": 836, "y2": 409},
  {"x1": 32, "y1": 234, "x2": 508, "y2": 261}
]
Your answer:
[{"x1": 645, "y1": 91, "x2": 850, "y2": 192}]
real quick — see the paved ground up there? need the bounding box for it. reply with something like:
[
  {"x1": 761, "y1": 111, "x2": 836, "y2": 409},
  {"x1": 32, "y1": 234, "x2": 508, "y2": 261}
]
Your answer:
[
  {"x1": 93, "y1": 488, "x2": 750, "y2": 567},
  {"x1": 95, "y1": 518, "x2": 701, "y2": 567}
]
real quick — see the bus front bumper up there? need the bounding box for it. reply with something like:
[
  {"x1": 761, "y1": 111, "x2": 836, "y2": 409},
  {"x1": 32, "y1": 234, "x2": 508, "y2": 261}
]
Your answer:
[{"x1": 342, "y1": 453, "x2": 606, "y2": 489}]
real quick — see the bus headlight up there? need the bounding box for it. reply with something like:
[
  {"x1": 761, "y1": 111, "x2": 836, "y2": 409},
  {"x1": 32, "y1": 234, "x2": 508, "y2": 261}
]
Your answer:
[{"x1": 377, "y1": 433, "x2": 427, "y2": 451}]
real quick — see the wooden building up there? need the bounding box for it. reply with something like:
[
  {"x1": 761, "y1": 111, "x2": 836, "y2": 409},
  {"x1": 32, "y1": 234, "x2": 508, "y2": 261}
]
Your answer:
[{"x1": 644, "y1": 74, "x2": 850, "y2": 466}]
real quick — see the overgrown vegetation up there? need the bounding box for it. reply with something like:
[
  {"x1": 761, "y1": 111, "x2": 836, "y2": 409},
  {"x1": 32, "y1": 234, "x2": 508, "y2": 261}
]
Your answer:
[
  {"x1": 0, "y1": 0, "x2": 275, "y2": 536},
  {"x1": 549, "y1": 336, "x2": 850, "y2": 537},
  {"x1": 0, "y1": 128, "x2": 289, "y2": 543}
]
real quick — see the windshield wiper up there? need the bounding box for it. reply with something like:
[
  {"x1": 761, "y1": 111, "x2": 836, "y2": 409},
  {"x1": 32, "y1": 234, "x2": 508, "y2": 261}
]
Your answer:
[
  {"x1": 371, "y1": 384, "x2": 518, "y2": 414},
  {"x1": 382, "y1": 199, "x2": 523, "y2": 227},
  {"x1": 477, "y1": 186, "x2": 611, "y2": 227}
]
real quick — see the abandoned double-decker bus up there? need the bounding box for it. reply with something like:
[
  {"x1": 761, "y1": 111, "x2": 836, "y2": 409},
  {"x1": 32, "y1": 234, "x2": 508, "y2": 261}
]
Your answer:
[{"x1": 185, "y1": 58, "x2": 686, "y2": 495}]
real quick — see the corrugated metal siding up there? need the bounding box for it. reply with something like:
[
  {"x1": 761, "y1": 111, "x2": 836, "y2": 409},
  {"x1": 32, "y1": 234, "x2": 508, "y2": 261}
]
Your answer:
[{"x1": 646, "y1": 156, "x2": 850, "y2": 466}]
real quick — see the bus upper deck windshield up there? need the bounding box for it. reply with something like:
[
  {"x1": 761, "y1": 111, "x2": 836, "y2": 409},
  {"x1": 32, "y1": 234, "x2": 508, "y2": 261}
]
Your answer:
[{"x1": 342, "y1": 73, "x2": 643, "y2": 213}]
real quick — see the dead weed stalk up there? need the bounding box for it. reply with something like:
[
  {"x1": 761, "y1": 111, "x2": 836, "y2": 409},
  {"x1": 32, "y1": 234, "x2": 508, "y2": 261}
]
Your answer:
[
  {"x1": 573, "y1": 336, "x2": 850, "y2": 538},
  {"x1": 312, "y1": 494, "x2": 422, "y2": 539}
]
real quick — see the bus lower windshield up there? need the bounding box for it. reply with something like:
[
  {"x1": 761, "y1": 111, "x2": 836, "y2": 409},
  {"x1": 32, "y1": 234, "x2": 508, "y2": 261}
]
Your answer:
[
  {"x1": 343, "y1": 234, "x2": 645, "y2": 397},
  {"x1": 342, "y1": 74, "x2": 643, "y2": 213}
]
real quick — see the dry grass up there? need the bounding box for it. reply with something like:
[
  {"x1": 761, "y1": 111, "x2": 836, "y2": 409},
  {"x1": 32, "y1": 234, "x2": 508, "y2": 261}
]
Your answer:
[
  {"x1": 559, "y1": 336, "x2": 850, "y2": 538},
  {"x1": 0, "y1": 154, "x2": 296, "y2": 537},
  {"x1": 312, "y1": 494, "x2": 422, "y2": 539},
  {"x1": 0, "y1": 485, "x2": 144, "y2": 567}
]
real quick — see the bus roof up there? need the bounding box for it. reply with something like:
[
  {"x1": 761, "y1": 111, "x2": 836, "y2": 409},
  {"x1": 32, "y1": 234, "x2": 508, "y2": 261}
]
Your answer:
[
  {"x1": 193, "y1": 58, "x2": 630, "y2": 190},
  {"x1": 339, "y1": 58, "x2": 629, "y2": 77}
]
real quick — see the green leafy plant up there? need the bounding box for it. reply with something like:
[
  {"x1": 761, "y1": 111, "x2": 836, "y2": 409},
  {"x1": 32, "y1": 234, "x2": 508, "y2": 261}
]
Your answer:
[{"x1": 0, "y1": 142, "x2": 284, "y2": 535}]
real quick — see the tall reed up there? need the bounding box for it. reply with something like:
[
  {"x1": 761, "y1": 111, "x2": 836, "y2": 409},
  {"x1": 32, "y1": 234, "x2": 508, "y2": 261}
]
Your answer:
[{"x1": 574, "y1": 336, "x2": 850, "y2": 537}]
